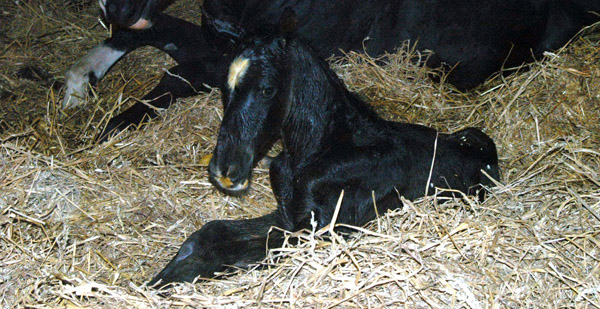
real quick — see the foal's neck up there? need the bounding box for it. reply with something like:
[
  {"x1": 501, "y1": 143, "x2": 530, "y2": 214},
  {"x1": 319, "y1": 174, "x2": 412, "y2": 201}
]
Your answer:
[{"x1": 281, "y1": 41, "x2": 379, "y2": 163}]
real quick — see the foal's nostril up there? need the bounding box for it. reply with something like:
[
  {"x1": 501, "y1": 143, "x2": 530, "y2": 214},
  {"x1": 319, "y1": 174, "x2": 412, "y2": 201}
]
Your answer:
[{"x1": 108, "y1": 3, "x2": 117, "y2": 13}]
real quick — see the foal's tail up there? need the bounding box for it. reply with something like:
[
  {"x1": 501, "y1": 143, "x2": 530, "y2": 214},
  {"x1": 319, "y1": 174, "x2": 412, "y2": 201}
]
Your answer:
[
  {"x1": 148, "y1": 211, "x2": 284, "y2": 288},
  {"x1": 450, "y1": 127, "x2": 501, "y2": 184}
]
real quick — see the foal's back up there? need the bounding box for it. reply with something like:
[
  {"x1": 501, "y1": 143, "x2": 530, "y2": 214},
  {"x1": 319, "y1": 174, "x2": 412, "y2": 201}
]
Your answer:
[
  {"x1": 377, "y1": 120, "x2": 500, "y2": 200},
  {"x1": 295, "y1": 44, "x2": 500, "y2": 202}
]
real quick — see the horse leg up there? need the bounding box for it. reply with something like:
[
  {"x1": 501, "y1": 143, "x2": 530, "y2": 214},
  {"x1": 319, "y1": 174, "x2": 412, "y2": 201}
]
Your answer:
[
  {"x1": 63, "y1": 38, "x2": 128, "y2": 108},
  {"x1": 269, "y1": 153, "x2": 296, "y2": 228},
  {"x1": 291, "y1": 151, "x2": 407, "y2": 231},
  {"x1": 150, "y1": 154, "x2": 297, "y2": 287},
  {"x1": 97, "y1": 57, "x2": 229, "y2": 142},
  {"x1": 62, "y1": 13, "x2": 215, "y2": 108},
  {"x1": 148, "y1": 211, "x2": 285, "y2": 288}
]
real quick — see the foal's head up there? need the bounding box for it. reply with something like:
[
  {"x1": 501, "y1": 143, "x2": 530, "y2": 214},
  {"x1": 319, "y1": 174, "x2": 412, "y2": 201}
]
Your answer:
[{"x1": 209, "y1": 36, "x2": 292, "y2": 195}]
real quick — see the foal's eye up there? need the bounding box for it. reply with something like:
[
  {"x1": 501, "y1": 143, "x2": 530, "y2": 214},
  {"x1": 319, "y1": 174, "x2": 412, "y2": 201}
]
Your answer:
[{"x1": 260, "y1": 87, "x2": 276, "y2": 98}]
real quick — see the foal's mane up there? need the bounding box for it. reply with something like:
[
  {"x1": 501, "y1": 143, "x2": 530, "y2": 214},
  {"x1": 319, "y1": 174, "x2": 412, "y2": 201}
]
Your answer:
[
  {"x1": 270, "y1": 36, "x2": 388, "y2": 158},
  {"x1": 284, "y1": 37, "x2": 382, "y2": 123}
]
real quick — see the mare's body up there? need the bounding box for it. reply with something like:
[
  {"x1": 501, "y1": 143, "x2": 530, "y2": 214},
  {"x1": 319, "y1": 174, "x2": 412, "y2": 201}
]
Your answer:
[{"x1": 63, "y1": 0, "x2": 600, "y2": 141}]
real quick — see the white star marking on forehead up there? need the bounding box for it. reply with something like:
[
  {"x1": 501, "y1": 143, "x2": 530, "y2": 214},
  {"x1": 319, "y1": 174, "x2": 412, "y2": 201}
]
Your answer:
[{"x1": 228, "y1": 57, "x2": 250, "y2": 90}]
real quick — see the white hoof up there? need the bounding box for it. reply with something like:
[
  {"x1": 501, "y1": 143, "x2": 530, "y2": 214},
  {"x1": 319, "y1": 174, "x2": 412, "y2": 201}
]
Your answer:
[
  {"x1": 61, "y1": 44, "x2": 127, "y2": 109},
  {"x1": 62, "y1": 67, "x2": 88, "y2": 108}
]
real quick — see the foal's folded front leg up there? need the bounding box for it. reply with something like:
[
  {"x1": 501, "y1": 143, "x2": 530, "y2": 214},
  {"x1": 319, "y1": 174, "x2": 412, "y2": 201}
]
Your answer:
[{"x1": 149, "y1": 211, "x2": 284, "y2": 288}]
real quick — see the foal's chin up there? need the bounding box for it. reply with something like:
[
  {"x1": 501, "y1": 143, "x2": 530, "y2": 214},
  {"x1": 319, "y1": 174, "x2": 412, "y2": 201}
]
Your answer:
[{"x1": 208, "y1": 176, "x2": 251, "y2": 196}]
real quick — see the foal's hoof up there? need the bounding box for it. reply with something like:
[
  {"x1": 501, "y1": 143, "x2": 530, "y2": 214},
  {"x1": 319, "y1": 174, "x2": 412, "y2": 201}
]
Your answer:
[
  {"x1": 147, "y1": 229, "x2": 223, "y2": 289},
  {"x1": 62, "y1": 78, "x2": 87, "y2": 109}
]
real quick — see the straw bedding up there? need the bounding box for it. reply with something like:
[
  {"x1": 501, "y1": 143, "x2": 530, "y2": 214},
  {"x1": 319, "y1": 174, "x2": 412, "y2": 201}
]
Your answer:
[{"x1": 1, "y1": 0, "x2": 599, "y2": 307}]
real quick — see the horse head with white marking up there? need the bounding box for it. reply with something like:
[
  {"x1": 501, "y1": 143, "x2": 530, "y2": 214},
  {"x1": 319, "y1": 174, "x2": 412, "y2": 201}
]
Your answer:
[{"x1": 208, "y1": 37, "x2": 292, "y2": 195}]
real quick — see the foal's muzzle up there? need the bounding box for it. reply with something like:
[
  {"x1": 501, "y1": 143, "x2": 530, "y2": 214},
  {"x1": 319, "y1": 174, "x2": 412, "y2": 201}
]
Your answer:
[{"x1": 208, "y1": 149, "x2": 254, "y2": 196}]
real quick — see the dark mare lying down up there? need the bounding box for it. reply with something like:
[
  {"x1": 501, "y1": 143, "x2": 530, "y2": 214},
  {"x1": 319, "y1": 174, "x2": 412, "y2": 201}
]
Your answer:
[
  {"x1": 148, "y1": 32, "x2": 501, "y2": 287},
  {"x1": 63, "y1": 0, "x2": 600, "y2": 142}
]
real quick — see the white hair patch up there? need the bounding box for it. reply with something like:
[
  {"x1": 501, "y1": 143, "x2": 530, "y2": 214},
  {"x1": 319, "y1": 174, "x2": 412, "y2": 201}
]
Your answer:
[{"x1": 228, "y1": 57, "x2": 250, "y2": 90}]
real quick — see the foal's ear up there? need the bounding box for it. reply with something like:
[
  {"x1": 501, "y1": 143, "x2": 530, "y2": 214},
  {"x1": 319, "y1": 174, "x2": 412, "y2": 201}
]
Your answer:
[{"x1": 279, "y1": 7, "x2": 297, "y2": 38}]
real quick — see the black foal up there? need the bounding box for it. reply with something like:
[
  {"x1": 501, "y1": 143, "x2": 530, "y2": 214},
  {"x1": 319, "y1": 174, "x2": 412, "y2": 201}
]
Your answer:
[{"x1": 149, "y1": 34, "x2": 501, "y2": 287}]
